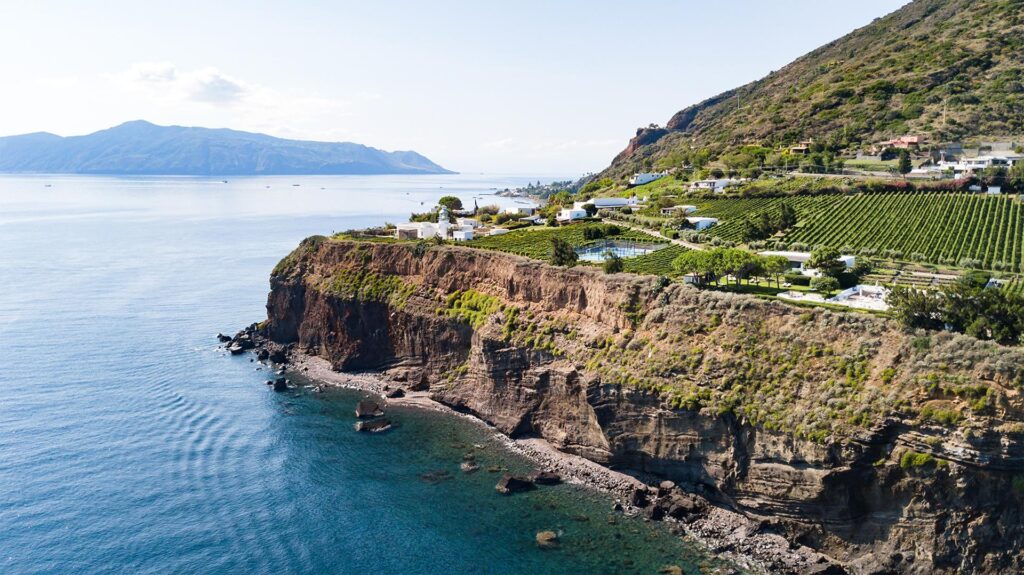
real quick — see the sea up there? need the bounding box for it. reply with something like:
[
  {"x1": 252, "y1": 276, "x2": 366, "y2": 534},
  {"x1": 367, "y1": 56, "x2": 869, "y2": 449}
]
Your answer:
[{"x1": 0, "y1": 174, "x2": 732, "y2": 575}]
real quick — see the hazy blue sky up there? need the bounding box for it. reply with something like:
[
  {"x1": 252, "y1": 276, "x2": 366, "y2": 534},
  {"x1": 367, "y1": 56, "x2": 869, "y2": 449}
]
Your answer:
[{"x1": 0, "y1": 1, "x2": 907, "y2": 174}]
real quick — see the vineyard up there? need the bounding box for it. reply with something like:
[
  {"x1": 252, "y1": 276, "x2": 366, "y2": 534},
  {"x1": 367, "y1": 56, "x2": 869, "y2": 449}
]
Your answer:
[
  {"x1": 623, "y1": 245, "x2": 688, "y2": 276},
  {"x1": 784, "y1": 193, "x2": 1024, "y2": 271},
  {"x1": 677, "y1": 193, "x2": 1024, "y2": 272}
]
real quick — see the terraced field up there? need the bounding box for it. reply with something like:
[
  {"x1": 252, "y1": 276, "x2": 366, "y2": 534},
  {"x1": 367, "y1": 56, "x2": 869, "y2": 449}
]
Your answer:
[{"x1": 693, "y1": 196, "x2": 845, "y2": 242}]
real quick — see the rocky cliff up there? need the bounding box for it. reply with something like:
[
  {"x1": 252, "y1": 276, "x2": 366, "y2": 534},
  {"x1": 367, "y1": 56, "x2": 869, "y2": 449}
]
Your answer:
[{"x1": 262, "y1": 236, "x2": 1024, "y2": 574}]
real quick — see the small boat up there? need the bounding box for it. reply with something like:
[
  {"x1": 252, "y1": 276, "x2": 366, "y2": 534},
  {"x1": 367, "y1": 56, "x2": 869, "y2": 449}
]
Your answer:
[
  {"x1": 292, "y1": 184, "x2": 300, "y2": 187},
  {"x1": 222, "y1": 180, "x2": 228, "y2": 183},
  {"x1": 44, "y1": 184, "x2": 52, "y2": 188}
]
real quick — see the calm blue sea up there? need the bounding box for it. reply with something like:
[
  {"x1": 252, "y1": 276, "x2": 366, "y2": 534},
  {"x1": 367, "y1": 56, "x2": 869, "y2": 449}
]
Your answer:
[{"x1": 0, "y1": 174, "x2": 727, "y2": 575}]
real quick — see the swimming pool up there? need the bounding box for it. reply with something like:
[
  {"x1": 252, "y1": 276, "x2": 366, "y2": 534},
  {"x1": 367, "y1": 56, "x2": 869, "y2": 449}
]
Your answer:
[{"x1": 576, "y1": 240, "x2": 668, "y2": 262}]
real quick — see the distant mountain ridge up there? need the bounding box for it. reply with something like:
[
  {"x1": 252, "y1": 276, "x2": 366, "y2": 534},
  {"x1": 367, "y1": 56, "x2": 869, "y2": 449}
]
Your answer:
[
  {"x1": 604, "y1": 0, "x2": 1024, "y2": 176},
  {"x1": 0, "y1": 120, "x2": 453, "y2": 175}
]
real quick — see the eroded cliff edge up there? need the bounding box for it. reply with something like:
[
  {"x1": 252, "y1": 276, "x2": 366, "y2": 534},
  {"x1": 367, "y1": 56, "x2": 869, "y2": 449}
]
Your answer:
[{"x1": 262, "y1": 236, "x2": 1024, "y2": 575}]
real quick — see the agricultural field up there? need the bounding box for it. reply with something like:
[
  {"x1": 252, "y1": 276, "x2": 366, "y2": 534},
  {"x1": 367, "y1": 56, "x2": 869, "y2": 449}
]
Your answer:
[
  {"x1": 784, "y1": 193, "x2": 1024, "y2": 271},
  {"x1": 669, "y1": 193, "x2": 1024, "y2": 272},
  {"x1": 466, "y1": 224, "x2": 659, "y2": 262},
  {"x1": 622, "y1": 245, "x2": 688, "y2": 276}
]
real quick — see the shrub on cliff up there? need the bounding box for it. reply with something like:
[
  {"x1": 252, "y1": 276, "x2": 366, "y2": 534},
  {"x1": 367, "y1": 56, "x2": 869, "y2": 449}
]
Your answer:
[
  {"x1": 550, "y1": 238, "x2": 578, "y2": 267},
  {"x1": 603, "y1": 252, "x2": 624, "y2": 274}
]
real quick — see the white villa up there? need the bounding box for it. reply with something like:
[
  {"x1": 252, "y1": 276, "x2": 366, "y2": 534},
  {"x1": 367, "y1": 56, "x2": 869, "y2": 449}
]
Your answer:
[
  {"x1": 452, "y1": 229, "x2": 474, "y2": 241},
  {"x1": 629, "y1": 172, "x2": 667, "y2": 186},
  {"x1": 758, "y1": 250, "x2": 856, "y2": 276},
  {"x1": 504, "y1": 206, "x2": 536, "y2": 216},
  {"x1": 686, "y1": 217, "x2": 719, "y2": 231},
  {"x1": 557, "y1": 207, "x2": 588, "y2": 222},
  {"x1": 920, "y1": 154, "x2": 1024, "y2": 177},
  {"x1": 690, "y1": 179, "x2": 740, "y2": 193},
  {"x1": 456, "y1": 217, "x2": 481, "y2": 229},
  {"x1": 661, "y1": 205, "x2": 698, "y2": 216}
]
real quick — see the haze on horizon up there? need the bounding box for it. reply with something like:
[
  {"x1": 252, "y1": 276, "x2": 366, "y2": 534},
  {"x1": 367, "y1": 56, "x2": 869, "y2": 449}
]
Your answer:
[{"x1": 1, "y1": 0, "x2": 907, "y2": 175}]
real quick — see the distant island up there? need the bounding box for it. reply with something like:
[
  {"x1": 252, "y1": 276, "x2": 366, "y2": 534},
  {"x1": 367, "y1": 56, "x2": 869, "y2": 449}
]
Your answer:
[{"x1": 0, "y1": 120, "x2": 453, "y2": 176}]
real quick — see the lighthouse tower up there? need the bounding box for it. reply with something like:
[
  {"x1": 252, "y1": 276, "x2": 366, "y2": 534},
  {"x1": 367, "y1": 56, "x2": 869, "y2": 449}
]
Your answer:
[{"x1": 436, "y1": 205, "x2": 451, "y2": 239}]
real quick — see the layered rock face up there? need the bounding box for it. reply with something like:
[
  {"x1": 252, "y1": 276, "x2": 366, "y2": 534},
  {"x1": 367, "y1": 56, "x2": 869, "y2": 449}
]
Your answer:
[{"x1": 264, "y1": 237, "x2": 1024, "y2": 574}]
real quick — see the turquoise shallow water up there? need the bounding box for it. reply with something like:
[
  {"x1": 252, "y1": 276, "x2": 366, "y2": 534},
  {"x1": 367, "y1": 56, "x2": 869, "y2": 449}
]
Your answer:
[{"x1": 0, "y1": 175, "x2": 730, "y2": 574}]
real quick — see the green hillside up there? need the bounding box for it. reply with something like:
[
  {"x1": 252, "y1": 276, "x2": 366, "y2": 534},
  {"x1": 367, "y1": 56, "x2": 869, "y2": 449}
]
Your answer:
[{"x1": 604, "y1": 0, "x2": 1024, "y2": 178}]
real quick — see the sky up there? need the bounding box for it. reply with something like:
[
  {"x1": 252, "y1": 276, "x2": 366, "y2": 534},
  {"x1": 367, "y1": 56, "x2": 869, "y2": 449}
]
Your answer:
[{"x1": 0, "y1": 1, "x2": 908, "y2": 175}]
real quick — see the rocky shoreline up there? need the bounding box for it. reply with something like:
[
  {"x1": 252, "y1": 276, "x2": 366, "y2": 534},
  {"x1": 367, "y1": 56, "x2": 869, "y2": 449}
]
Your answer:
[{"x1": 225, "y1": 325, "x2": 843, "y2": 575}]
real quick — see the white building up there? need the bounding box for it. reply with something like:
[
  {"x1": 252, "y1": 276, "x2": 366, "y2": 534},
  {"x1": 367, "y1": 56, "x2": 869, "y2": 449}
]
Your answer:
[
  {"x1": 520, "y1": 214, "x2": 543, "y2": 224},
  {"x1": 394, "y1": 205, "x2": 452, "y2": 239},
  {"x1": 504, "y1": 206, "x2": 536, "y2": 216},
  {"x1": 452, "y1": 229, "x2": 475, "y2": 241},
  {"x1": 456, "y1": 217, "x2": 481, "y2": 229},
  {"x1": 690, "y1": 179, "x2": 739, "y2": 193},
  {"x1": 629, "y1": 172, "x2": 667, "y2": 186},
  {"x1": 661, "y1": 205, "x2": 697, "y2": 216},
  {"x1": 557, "y1": 208, "x2": 588, "y2": 222},
  {"x1": 758, "y1": 251, "x2": 856, "y2": 276},
  {"x1": 686, "y1": 217, "x2": 719, "y2": 231},
  {"x1": 939, "y1": 155, "x2": 1023, "y2": 176}
]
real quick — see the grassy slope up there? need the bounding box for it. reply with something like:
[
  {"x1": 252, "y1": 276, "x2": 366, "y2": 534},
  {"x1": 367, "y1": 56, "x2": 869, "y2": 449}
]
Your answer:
[{"x1": 605, "y1": 0, "x2": 1024, "y2": 177}]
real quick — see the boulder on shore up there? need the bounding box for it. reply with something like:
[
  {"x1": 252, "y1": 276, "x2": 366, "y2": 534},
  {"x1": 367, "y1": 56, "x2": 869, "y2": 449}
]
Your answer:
[
  {"x1": 228, "y1": 343, "x2": 246, "y2": 355},
  {"x1": 495, "y1": 473, "x2": 535, "y2": 495},
  {"x1": 216, "y1": 333, "x2": 232, "y2": 343},
  {"x1": 355, "y1": 400, "x2": 384, "y2": 418},
  {"x1": 355, "y1": 418, "x2": 392, "y2": 433},
  {"x1": 530, "y1": 470, "x2": 562, "y2": 485},
  {"x1": 385, "y1": 388, "x2": 405, "y2": 399},
  {"x1": 272, "y1": 378, "x2": 288, "y2": 392}
]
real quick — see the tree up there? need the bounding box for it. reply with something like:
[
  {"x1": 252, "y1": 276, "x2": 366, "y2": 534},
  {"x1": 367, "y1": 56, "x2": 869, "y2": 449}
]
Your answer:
[
  {"x1": 438, "y1": 195, "x2": 463, "y2": 211},
  {"x1": 763, "y1": 256, "x2": 791, "y2": 288},
  {"x1": 897, "y1": 149, "x2": 912, "y2": 176},
  {"x1": 582, "y1": 203, "x2": 598, "y2": 217},
  {"x1": 672, "y1": 250, "x2": 713, "y2": 286},
  {"x1": 550, "y1": 238, "x2": 578, "y2": 267},
  {"x1": 1009, "y1": 162, "x2": 1024, "y2": 193},
  {"x1": 778, "y1": 202, "x2": 797, "y2": 229},
  {"x1": 546, "y1": 213, "x2": 558, "y2": 227},
  {"x1": 810, "y1": 276, "x2": 840, "y2": 295},
  {"x1": 603, "y1": 251, "x2": 624, "y2": 274},
  {"x1": 807, "y1": 247, "x2": 845, "y2": 278}
]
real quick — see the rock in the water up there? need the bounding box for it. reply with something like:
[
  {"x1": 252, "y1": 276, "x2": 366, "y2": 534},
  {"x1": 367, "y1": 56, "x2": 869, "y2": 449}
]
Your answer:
[
  {"x1": 355, "y1": 418, "x2": 392, "y2": 433},
  {"x1": 659, "y1": 566, "x2": 683, "y2": 575},
  {"x1": 535, "y1": 530, "x2": 559, "y2": 550},
  {"x1": 530, "y1": 470, "x2": 562, "y2": 485},
  {"x1": 460, "y1": 461, "x2": 480, "y2": 474},
  {"x1": 228, "y1": 343, "x2": 246, "y2": 355},
  {"x1": 495, "y1": 473, "x2": 535, "y2": 495},
  {"x1": 272, "y1": 378, "x2": 288, "y2": 392},
  {"x1": 355, "y1": 400, "x2": 384, "y2": 418},
  {"x1": 256, "y1": 348, "x2": 270, "y2": 361},
  {"x1": 217, "y1": 333, "x2": 232, "y2": 343},
  {"x1": 658, "y1": 480, "x2": 676, "y2": 495},
  {"x1": 385, "y1": 388, "x2": 405, "y2": 399}
]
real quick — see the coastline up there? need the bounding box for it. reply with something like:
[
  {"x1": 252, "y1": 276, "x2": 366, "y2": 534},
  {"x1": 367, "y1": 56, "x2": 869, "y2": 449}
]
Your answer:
[{"x1": 272, "y1": 351, "x2": 833, "y2": 575}]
